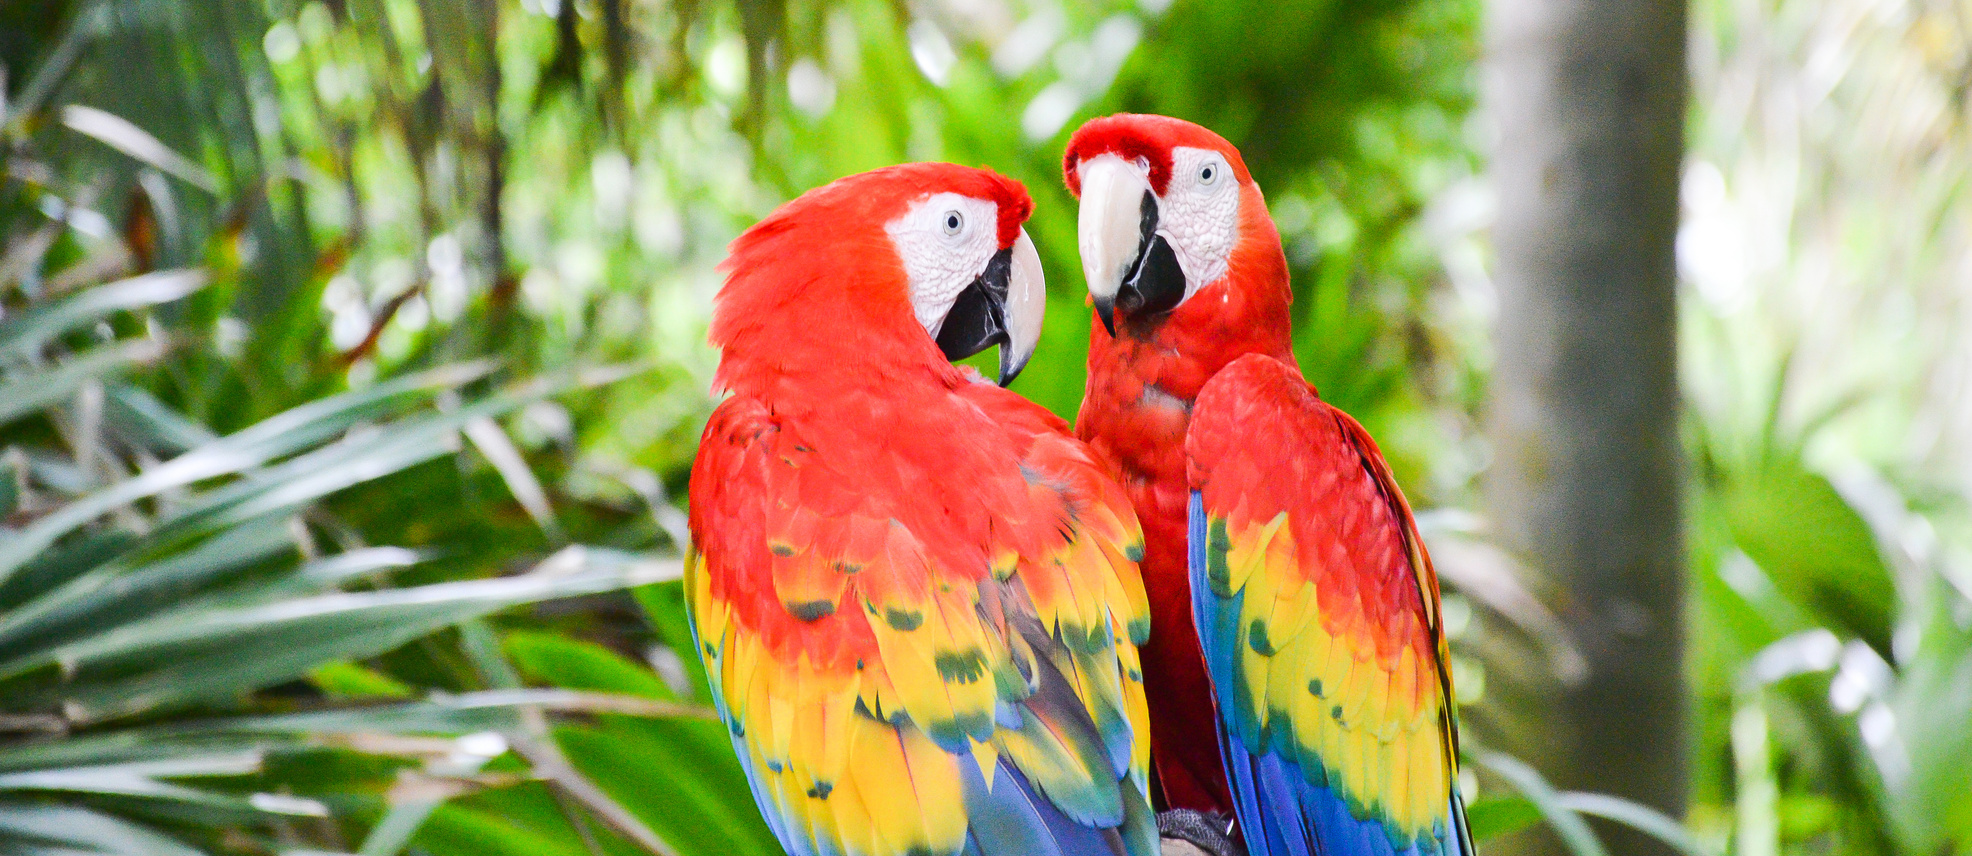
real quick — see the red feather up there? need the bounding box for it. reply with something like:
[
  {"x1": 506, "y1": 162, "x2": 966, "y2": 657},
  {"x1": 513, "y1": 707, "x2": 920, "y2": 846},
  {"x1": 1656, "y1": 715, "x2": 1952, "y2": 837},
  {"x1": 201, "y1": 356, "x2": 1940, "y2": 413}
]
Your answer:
[{"x1": 1063, "y1": 114, "x2": 1254, "y2": 197}]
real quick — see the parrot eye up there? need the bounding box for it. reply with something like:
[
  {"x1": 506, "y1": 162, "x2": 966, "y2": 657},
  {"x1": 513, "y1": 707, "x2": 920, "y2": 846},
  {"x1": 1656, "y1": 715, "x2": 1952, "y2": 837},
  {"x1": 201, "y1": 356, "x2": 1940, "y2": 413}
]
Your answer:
[
  {"x1": 942, "y1": 211, "x2": 965, "y2": 236},
  {"x1": 1198, "y1": 162, "x2": 1218, "y2": 185}
]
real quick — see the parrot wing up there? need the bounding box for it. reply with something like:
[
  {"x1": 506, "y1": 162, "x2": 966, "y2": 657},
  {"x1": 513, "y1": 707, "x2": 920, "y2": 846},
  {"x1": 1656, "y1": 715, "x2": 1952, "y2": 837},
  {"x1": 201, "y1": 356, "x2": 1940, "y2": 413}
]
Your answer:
[
  {"x1": 1185, "y1": 354, "x2": 1473, "y2": 856},
  {"x1": 687, "y1": 389, "x2": 1156, "y2": 856}
]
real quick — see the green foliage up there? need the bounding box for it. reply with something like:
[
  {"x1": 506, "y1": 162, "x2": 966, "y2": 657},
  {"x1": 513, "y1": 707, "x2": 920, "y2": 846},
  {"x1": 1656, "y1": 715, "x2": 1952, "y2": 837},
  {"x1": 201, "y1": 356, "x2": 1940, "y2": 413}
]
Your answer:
[
  {"x1": 8, "y1": 0, "x2": 1968, "y2": 854},
  {"x1": 0, "y1": 0, "x2": 1492, "y2": 851},
  {"x1": 1674, "y1": 0, "x2": 1972, "y2": 852},
  {"x1": 0, "y1": 265, "x2": 683, "y2": 852},
  {"x1": 1, "y1": 3, "x2": 705, "y2": 852}
]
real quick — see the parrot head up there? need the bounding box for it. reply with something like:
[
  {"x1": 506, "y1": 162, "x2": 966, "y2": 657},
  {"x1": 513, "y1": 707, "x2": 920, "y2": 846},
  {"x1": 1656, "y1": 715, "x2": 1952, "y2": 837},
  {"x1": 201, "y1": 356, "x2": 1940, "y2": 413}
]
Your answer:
[
  {"x1": 1062, "y1": 114, "x2": 1286, "y2": 337},
  {"x1": 711, "y1": 163, "x2": 1046, "y2": 389}
]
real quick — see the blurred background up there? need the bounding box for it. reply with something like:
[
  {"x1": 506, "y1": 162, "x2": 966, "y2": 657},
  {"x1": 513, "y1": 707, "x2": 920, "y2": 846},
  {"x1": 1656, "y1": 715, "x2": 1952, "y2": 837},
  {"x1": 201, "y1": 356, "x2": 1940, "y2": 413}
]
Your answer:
[{"x1": 0, "y1": 0, "x2": 1967, "y2": 854}]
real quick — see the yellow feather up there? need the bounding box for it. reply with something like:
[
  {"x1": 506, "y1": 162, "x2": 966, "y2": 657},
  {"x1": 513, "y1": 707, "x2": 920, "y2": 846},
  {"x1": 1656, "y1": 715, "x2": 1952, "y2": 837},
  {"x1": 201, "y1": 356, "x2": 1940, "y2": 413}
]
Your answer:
[
  {"x1": 1296, "y1": 637, "x2": 1339, "y2": 782},
  {"x1": 1411, "y1": 725, "x2": 1448, "y2": 834},
  {"x1": 1266, "y1": 579, "x2": 1320, "y2": 658},
  {"x1": 685, "y1": 549, "x2": 730, "y2": 672},
  {"x1": 1392, "y1": 644, "x2": 1422, "y2": 730},
  {"x1": 1266, "y1": 627, "x2": 1303, "y2": 737},
  {"x1": 765, "y1": 658, "x2": 799, "y2": 767},
  {"x1": 820, "y1": 673, "x2": 861, "y2": 788},
  {"x1": 1345, "y1": 722, "x2": 1373, "y2": 811},
  {"x1": 1364, "y1": 729, "x2": 1388, "y2": 819},
  {"x1": 828, "y1": 719, "x2": 881, "y2": 856},
  {"x1": 1122, "y1": 656, "x2": 1151, "y2": 783},
  {"x1": 971, "y1": 736, "x2": 999, "y2": 791},
  {"x1": 1225, "y1": 512, "x2": 1288, "y2": 597},
  {"x1": 1061, "y1": 535, "x2": 1112, "y2": 630},
  {"x1": 996, "y1": 708, "x2": 1103, "y2": 803},
  {"x1": 1277, "y1": 628, "x2": 1315, "y2": 762},
  {"x1": 900, "y1": 728, "x2": 967, "y2": 854},
  {"x1": 1094, "y1": 540, "x2": 1137, "y2": 628},
  {"x1": 931, "y1": 590, "x2": 998, "y2": 731},
  {"x1": 1365, "y1": 656, "x2": 1394, "y2": 742},
  {"x1": 725, "y1": 632, "x2": 763, "y2": 725},
  {"x1": 848, "y1": 721, "x2": 917, "y2": 856},
  {"x1": 1236, "y1": 539, "x2": 1281, "y2": 731},
  {"x1": 1387, "y1": 727, "x2": 1414, "y2": 831},
  {"x1": 1322, "y1": 628, "x2": 1358, "y2": 723},
  {"x1": 864, "y1": 594, "x2": 957, "y2": 736}
]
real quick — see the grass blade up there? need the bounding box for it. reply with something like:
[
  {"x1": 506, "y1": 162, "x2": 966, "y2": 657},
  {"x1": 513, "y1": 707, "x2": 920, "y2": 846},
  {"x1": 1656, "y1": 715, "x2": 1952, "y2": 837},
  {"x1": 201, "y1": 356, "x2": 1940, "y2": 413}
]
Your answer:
[
  {"x1": 0, "y1": 802, "x2": 204, "y2": 856},
  {"x1": 42, "y1": 548, "x2": 680, "y2": 721},
  {"x1": 1556, "y1": 792, "x2": 1717, "y2": 856},
  {"x1": 103, "y1": 384, "x2": 217, "y2": 455},
  {"x1": 0, "y1": 362, "x2": 495, "y2": 586},
  {"x1": 0, "y1": 269, "x2": 206, "y2": 357},
  {"x1": 60, "y1": 106, "x2": 219, "y2": 193},
  {"x1": 0, "y1": 517, "x2": 293, "y2": 661},
  {"x1": 463, "y1": 415, "x2": 563, "y2": 542},
  {"x1": 0, "y1": 340, "x2": 166, "y2": 427},
  {"x1": 1475, "y1": 751, "x2": 1609, "y2": 856}
]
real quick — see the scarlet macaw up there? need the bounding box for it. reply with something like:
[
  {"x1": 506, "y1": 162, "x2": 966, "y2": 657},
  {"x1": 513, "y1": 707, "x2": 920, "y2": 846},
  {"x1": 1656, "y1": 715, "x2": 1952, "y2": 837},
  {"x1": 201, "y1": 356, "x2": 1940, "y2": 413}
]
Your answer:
[
  {"x1": 686, "y1": 163, "x2": 1159, "y2": 856},
  {"x1": 1063, "y1": 114, "x2": 1474, "y2": 856}
]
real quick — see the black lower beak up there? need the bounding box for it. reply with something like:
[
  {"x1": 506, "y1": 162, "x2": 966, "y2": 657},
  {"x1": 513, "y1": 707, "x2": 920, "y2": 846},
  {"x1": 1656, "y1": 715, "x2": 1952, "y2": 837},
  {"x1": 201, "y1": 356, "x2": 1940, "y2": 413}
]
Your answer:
[
  {"x1": 1108, "y1": 191, "x2": 1187, "y2": 335},
  {"x1": 935, "y1": 247, "x2": 1022, "y2": 386}
]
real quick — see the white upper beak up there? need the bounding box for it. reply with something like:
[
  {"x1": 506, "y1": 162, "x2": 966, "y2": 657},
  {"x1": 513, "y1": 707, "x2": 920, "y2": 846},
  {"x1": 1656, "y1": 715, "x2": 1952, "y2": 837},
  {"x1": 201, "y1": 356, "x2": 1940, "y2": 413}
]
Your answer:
[{"x1": 1077, "y1": 154, "x2": 1153, "y2": 305}]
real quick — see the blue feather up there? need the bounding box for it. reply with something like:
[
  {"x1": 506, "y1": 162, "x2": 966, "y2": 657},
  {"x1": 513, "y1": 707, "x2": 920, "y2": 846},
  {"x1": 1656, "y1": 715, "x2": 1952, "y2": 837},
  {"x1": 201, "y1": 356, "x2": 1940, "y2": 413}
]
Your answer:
[
  {"x1": 958, "y1": 752, "x2": 1141, "y2": 856},
  {"x1": 959, "y1": 753, "x2": 1070, "y2": 856}
]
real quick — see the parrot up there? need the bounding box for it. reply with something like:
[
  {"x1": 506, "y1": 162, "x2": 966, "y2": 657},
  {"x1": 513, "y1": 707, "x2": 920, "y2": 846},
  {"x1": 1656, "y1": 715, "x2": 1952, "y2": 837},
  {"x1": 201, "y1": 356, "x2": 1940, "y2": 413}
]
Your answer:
[
  {"x1": 684, "y1": 162, "x2": 1161, "y2": 856},
  {"x1": 1061, "y1": 114, "x2": 1475, "y2": 856}
]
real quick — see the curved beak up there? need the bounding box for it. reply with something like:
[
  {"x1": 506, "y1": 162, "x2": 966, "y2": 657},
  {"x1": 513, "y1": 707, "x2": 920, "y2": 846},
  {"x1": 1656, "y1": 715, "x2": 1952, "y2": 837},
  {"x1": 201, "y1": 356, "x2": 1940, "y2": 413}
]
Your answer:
[
  {"x1": 933, "y1": 229, "x2": 1047, "y2": 387},
  {"x1": 1000, "y1": 230, "x2": 1045, "y2": 387},
  {"x1": 1075, "y1": 154, "x2": 1186, "y2": 336}
]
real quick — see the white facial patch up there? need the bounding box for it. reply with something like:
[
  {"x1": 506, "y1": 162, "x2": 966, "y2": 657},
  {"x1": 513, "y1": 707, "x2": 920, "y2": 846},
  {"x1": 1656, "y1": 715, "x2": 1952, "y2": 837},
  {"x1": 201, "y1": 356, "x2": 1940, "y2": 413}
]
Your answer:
[
  {"x1": 886, "y1": 192, "x2": 1002, "y2": 336},
  {"x1": 1158, "y1": 146, "x2": 1241, "y2": 298}
]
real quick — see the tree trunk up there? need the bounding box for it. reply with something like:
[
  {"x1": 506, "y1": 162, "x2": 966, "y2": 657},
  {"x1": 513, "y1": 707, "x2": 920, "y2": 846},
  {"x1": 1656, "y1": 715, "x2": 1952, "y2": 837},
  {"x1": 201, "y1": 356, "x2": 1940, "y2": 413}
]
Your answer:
[{"x1": 1482, "y1": 0, "x2": 1688, "y2": 853}]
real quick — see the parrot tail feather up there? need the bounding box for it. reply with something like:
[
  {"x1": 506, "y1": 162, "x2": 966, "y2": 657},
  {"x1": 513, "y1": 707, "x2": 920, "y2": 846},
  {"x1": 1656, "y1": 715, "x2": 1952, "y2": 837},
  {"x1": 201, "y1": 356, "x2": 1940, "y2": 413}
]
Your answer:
[{"x1": 962, "y1": 751, "x2": 1149, "y2": 856}]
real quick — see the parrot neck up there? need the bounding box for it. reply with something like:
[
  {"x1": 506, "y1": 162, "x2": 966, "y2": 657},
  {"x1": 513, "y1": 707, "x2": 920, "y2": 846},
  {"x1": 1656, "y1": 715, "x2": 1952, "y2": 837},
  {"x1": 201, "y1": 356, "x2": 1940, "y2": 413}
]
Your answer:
[
  {"x1": 1086, "y1": 254, "x2": 1297, "y2": 416},
  {"x1": 712, "y1": 284, "x2": 962, "y2": 404}
]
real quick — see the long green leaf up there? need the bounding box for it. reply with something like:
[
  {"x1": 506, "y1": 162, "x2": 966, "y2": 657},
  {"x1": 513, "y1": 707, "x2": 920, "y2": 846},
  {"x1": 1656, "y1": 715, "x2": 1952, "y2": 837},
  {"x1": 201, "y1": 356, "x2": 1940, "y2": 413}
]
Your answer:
[
  {"x1": 251, "y1": 546, "x2": 425, "y2": 602},
  {"x1": 1557, "y1": 792, "x2": 1718, "y2": 856},
  {"x1": 192, "y1": 688, "x2": 713, "y2": 737},
  {"x1": 0, "y1": 518, "x2": 294, "y2": 662},
  {"x1": 0, "y1": 4, "x2": 101, "y2": 131},
  {"x1": 0, "y1": 340, "x2": 166, "y2": 427},
  {"x1": 1475, "y1": 751, "x2": 1609, "y2": 856},
  {"x1": 0, "y1": 801, "x2": 204, "y2": 856},
  {"x1": 0, "y1": 689, "x2": 704, "y2": 777},
  {"x1": 1465, "y1": 796, "x2": 1543, "y2": 841},
  {"x1": 60, "y1": 106, "x2": 218, "y2": 193},
  {"x1": 0, "y1": 269, "x2": 206, "y2": 357},
  {"x1": 42, "y1": 548, "x2": 681, "y2": 721},
  {"x1": 103, "y1": 384, "x2": 217, "y2": 456},
  {"x1": 0, "y1": 361, "x2": 495, "y2": 586}
]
